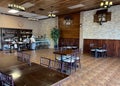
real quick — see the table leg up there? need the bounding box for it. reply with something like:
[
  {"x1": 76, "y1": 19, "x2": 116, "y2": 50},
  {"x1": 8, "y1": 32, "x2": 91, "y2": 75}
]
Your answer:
[
  {"x1": 60, "y1": 55, "x2": 65, "y2": 72},
  {"x1": 95, "y1": 50, "x2": 98, "y2": 58},
  {"x1": 10, "y1": 45, "x2": 12, "y2": 53}
]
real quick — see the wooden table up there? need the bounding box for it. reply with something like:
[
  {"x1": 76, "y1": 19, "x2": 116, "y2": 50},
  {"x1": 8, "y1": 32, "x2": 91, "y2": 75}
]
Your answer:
[
  {"x1": 53, "y1": 49, "x2": 73, "y2": 55},
  {"x1": 1, "y1": 63, "x2": 68, "y2": 86}
]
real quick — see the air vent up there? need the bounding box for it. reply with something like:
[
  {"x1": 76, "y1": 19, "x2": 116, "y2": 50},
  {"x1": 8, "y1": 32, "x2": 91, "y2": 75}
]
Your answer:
[
  {"x1": 21, "y1": 2, "x2": 34, "y2": 8},
  {"x1": 31, "y1": 11, "x2": 35, "y2": 13},
  {"x1": 19, "y1": 15, "x2": 23, "y2": 17},
  {"x1": 68, "y1": 4, "x2": 84, "y2": 9},
  {"x1": 39, "y1": 8, "x2": 45, "y2": 11}
]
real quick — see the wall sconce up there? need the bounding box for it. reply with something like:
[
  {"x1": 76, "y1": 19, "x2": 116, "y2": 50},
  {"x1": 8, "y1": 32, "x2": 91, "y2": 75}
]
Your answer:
[
  {"x1": 98, "y1": 13, "x2": 106, "y2": 25},
  {"x1": 63, "y1": 16, "x2": 72, "y2": 25},
  {"x1": 80, "y1": 23, "x2": 82, "y2": 27}
]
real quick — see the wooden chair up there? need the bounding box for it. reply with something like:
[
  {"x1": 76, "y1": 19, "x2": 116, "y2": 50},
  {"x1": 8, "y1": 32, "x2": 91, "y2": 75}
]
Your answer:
[
  {"x1": 0, "y1": 71, "x2": 14, "y2": 86},
  {"x1": 40, "y1": 57, "x2": 50, "y2": 68}
]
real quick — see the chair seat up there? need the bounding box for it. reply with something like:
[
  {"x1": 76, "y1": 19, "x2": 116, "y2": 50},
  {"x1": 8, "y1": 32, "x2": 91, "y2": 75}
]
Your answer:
[
  {"x1": 73, "y1": 56, "x2": 80, "y2": 60},
  {"x1": 56, "y1": 55, "x2": 76, "y2": 63},
  {"x1": 91, "y1": 49, "x2": 96, "y2": 51},
  {"x1": 63, "y1": 58, "x2": 75, "y2": 63},
  {"x1": 56, "y1": 55, "x2": 68, "y2": 61},
  {"x1": 96, "y1": 49, "x2": 107, "y2": 52}
]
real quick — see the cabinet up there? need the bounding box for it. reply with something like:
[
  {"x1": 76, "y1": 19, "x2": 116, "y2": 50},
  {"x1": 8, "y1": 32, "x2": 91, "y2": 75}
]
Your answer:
[
  {"x1": 35, "y1": 38, "x2": 50, "y2": 49},
  {"x1": 1, "y1": 28, "x2": 32, "y2": 50},
  {"x1": 2, "y1": 29, "x2": 18, "y2": 41},
  {"x1": 2, "y1": 29, "x2": 18, "y2": 50}
]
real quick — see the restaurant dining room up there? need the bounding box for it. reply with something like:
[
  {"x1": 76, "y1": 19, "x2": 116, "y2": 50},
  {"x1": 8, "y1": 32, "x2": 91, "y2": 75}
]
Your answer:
[{"x1": 0, "y1": 0, "x2": 120, "y2": 86}]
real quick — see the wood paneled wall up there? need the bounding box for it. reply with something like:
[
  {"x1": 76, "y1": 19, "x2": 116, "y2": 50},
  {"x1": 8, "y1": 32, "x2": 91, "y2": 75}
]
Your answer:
[
  {"x1": 59, "y1": 38, "x2": 79, "y2": 47},
  {"x1": 84, "y1": 39, "x2": 120, "y2": 57},
  {"x1": 58, "y1": 13, "x2": 80, "y2": 47},
  {"x1": 58, "y1": 13, "x2": 80, "y2": 38}
]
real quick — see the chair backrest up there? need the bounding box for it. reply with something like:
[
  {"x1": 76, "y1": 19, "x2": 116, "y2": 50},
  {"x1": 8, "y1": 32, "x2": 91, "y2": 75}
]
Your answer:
[
  {"x1": 0, "y1": 71, "x2": 14, "y2": 86},
  {"x1": 17, "y1": 52, "x2": 31, "y2": 66},
  {"x1": 90, "y1": 43, "x2": 97, "y2": 49},
  {"x1": 102, "y1": 44, "x2": 107, "y2": 49},
  {"x1": 76, "y1": 49, "x2": 81, "y2": 57},
  {"x1": 17, "y1": 52, "x2": 23, "y2": 61},
  {"x1": 70, "y1": 49, "x2": 81, "y2": 67},
  {"x1": 72, "y1": 49, "x2": 81, "y2": 57},
  {"x1": 22, "y1": 53, "x2": 31, "y2": 66},
  {"x1": 40, "y1": 57, "x2": 50, "y2": 68},
  {"x1": 49, "y1": 60, "x2": 61, "y2": 71}
]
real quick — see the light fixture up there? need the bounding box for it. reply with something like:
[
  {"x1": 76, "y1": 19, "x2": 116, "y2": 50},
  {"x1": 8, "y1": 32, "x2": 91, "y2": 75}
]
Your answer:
[
  {"x1": 100, "y1": 0, "x2": 113, "y2": 8},
  {"x1": 48, "y1": 6, "x2": 56, "y2": 18},
  {"x1": 63, "y1": 15, "x2": 72, "y2": 25},
  {"x1": 8, "y1": 9, "x2": 19, "y2": 14},
  {"x1": 8, "y1": 3, "x2": 25, "y2": 13}
]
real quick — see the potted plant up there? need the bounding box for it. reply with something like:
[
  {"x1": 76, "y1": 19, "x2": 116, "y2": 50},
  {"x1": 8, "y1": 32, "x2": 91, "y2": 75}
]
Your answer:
[{"x1": 50, "y1": 27, "x2": 60, "y2": 49}]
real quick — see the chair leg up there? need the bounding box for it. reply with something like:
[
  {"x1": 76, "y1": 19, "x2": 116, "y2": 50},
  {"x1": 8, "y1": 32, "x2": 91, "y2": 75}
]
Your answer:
[
  {"x1": 75, "y1": 62, "x2": 77, "y2": 72},
  {"x1": 104, "y1": 52, "x2": 107, "y2": 57},
  {"x1": 79, "y1": 60, "x2": 81, "y2": 68},
  {"x1": 102, "y1": 52, "x2": 104, "y2": 57}
]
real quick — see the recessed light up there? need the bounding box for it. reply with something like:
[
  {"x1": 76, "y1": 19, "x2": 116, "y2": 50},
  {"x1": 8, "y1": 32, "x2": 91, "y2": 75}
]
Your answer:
[
  {"x1": 39, "y1": 8, "x2": 45, "y2": 11},
  {"x1": 8, "y1": 9, "x2": 19, "y2": 14},
  {"x1": 68, "y1": 4, "x2": 84, "y2": 9},
  {"x1": 28, "y1": 17, "x2": 39, "y2": 21}
]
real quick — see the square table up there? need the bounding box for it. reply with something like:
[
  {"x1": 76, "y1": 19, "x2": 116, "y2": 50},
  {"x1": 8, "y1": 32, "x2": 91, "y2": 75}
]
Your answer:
[{"x1": 1, "y1": 63, "x2": 68, "y2": 86}]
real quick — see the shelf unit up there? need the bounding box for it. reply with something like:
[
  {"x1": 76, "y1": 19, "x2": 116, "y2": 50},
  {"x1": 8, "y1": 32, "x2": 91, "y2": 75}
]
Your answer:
[
  {"x1": 2, "y1": 29, "x2": 18, "y2": 40},
  {"x1": 1, "y1": 28, "x2": 32, "y2": 50},
  {"x1": 18, "y1": 29, "x2": 32, "y2": 41}
]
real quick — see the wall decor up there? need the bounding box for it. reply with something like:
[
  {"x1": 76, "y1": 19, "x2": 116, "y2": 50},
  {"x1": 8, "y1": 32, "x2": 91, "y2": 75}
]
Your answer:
[
  {"x1": 63, "y1": 15, "x2": 72, "y2": 25},
  {"x1": 94, "y1": 9, "x2": 111, "y2": 25}
]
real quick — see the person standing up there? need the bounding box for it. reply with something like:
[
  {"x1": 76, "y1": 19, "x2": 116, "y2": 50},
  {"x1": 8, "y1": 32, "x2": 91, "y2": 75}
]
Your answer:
[{"x1": 30, "y1": 35, "x2": 36, "y2": 50}]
